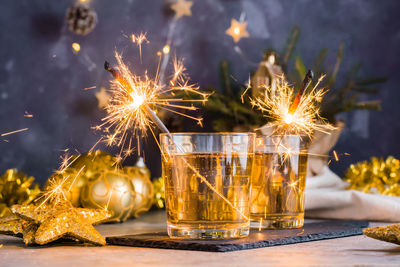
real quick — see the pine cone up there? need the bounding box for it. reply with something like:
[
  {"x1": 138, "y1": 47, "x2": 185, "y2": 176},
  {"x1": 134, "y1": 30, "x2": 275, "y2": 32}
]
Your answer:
[{"x1": 66, "y1": 3, "x2": 97, "y2": 35}]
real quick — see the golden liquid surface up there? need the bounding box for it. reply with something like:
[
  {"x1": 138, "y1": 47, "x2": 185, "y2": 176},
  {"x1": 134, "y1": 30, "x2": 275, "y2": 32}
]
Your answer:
[
  {"x1": 163, "y1": 153, "x2": 253, "y2": 230},
  {"x1": 250, "y1": 152, "x2": 308, "y2": 223}
]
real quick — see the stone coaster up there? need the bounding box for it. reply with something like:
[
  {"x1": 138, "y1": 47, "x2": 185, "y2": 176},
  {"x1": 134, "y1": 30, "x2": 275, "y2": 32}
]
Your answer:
[{"x1": 106, "y1": 220, "x2": 368, "y2": 252}]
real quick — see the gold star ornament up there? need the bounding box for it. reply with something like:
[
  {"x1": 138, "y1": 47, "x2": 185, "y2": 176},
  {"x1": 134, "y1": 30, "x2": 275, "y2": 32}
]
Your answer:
[
  {"x1": 171, "y1": 0, "x2": 193, "y2": 19},
  {"x1": 11, "y1": 202, "x2": 112, "y2": 246},
  {"x1": 0, "y1": 202, "x2": 112, "y2": 246},
  {"x1": 0, "y1": 214, "x2": 37, "y2": 245},
  {"x1": 363, "y1": 224, "x2": 400, "y2": 245},
  {"x1": 225, "y1": 18, "x2": 250, "y2": 43},
  {"x1": 0, "y1": 214, "x2": 23, "y2": 238},
  {"x1": 95, "y1": 87, "x2": 111, "y2": 109}
]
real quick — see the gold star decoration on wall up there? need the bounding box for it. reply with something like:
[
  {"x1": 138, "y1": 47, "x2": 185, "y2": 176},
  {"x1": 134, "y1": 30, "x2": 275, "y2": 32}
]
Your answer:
[
  {"x1": 95, "y1": 87, "x2": 111, "y2": 109},
  {"x1": 225, "y1": 18, "x2": 250, "y2": 43},
  {"x1": 171, "y1": 0, "x2": 193, "y2": 19}
]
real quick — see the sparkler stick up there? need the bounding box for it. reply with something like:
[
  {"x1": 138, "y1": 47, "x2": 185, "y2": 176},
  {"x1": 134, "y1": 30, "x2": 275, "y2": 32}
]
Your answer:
[
  {"x1": 289, "y1": 70, "x2": 314, "y2": 113},
  {"x1": 145, "y1": 105, "x2": 170, "y2": 134},
  {"x1": 104, "y1": 61, "x2": 123, "y2": 81}
]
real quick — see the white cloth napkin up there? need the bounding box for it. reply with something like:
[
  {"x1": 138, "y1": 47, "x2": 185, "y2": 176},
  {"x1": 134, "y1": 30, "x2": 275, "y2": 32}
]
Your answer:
[{"x1": 305, "y1": 166, "x2": 400, "y2": 222}]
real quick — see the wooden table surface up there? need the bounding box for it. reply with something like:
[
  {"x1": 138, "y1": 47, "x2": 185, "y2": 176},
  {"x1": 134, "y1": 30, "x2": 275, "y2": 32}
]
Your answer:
[{"x1": 1, "y1": 211, "x2": 399, "y2": 266}]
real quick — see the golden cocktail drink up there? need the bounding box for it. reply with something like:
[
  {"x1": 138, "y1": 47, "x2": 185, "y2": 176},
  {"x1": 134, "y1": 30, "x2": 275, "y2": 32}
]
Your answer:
[
  {"x1": 161, "y1": 133, "x2": 255, "y2": 239},
  {"x1": 250, "y1": 135, "x2": 308, "y2": 229}
]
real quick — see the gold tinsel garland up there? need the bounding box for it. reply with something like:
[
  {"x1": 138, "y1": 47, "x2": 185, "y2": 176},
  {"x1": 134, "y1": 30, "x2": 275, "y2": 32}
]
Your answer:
[
  {"x1": 344, "y1": 156, "x2": 400, "y2": 196},
  {"x1": 0, "y1": 169, "x2": 41, "y2": 218}
]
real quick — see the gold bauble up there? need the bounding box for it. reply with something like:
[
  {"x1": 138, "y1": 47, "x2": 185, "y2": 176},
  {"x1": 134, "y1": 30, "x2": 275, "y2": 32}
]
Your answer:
[
  {"x1": 152, "y1": 177, "x2": 165, "y2": 209},
  {"x1": 70, "y1": 150, "x2": 118, "y2": 181},
  {"x1": 45, "y1": 169, "x2": 86, "y2": 207},
  {"x1": 45, "y1": 150, "x2": 118, "y2": 207},
  {"x1": 80, "y1": 171, "x2": 137, "y2": 223},
  {"x1": 124, "y1": 158, "x2": 154, "y2": 218}
]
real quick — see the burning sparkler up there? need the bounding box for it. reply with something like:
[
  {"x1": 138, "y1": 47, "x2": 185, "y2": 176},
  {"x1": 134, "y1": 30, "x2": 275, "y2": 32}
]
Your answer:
[
  {"x1": 99, "y1": 51, "x2": 210, "y2": 158},
  {"x1": 248, "y1": 71, "x2": 335, "y2": 137}
]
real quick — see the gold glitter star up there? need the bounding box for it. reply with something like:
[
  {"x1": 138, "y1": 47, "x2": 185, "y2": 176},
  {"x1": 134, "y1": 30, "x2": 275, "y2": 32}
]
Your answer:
[
  {"x1": 12, "y1": 202, "x2": 112, "y2": 246},
  {"x1": 21, "y1": 222, "x2": 38, "y2": 245},
  {"x1": 171, "y1": 0, "x2": 193, "y2": 18},
  {"x1": 0, "y1": 214, "x2": 23, "y2": 237},
  {"x1": 0, "y1": 214, "x2": 37, "y2": 245},
  {"x1": 95, "y1": 87, "x2": 111, "y2": 109},
  {"x1": 225, "y1": 18, "x2": 250, "y2": 43},
  {"x1": 364, "y1": 224, "x2": 400, "y2": 245}
]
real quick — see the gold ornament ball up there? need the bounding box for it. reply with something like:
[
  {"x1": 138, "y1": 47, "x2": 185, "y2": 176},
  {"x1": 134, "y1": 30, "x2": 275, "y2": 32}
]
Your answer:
[
  {"x1": 124, "y1": 163, "x2": 153, "y2": 218},
  {"x1": 152, "y1": 177, "x2": 165, "y2": 209},
  {"x1": 45, "y1": 150, "x2": 118, "y2": 207},
  {"x1": 80, "y1": 171, "x2": 137, "y2": 223},
  {"x1": 45, "y1": 170, "x2": 86, "y2": 207},
  {"x1": 70, "y1": 150, "x2": 118, "y2": 180}
]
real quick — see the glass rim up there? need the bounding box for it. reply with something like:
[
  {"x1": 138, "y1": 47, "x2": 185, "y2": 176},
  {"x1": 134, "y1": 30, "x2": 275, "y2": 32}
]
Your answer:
[
  {"x1": 160, "y1": 132, "x2": 256, "y2": 137},
  {"x1": 256, "y1": 134, "x2": 308, "y2": 138}
]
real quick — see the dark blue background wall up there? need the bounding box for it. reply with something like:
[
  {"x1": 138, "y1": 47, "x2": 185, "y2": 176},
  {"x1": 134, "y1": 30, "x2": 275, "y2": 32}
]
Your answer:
[{"x1": 0, "y1": 0, "x2": 399, "y2": 183}]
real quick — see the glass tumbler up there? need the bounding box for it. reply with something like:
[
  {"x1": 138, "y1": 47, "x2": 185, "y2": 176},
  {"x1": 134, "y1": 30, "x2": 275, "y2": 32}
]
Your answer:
[
  {"x1": 250, "y1": 135, "x2": 308, "y2": 229},
  {"x1": 160, "y1": 133, "x2": 255, "y2": 239}
]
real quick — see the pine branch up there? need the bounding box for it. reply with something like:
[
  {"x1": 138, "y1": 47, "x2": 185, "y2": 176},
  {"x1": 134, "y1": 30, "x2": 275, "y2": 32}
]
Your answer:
[
  {"x1": 356, "y1": 77, "x2": 388, "y2": 85},
  {"x1": 313, "y1": 48, "x2": 328, "y2": 75},
  {"x1": 352, "y1": 86, "x2": 380, "y2": 94},
  {"x1": 295, "y1": 56, "x2": 307, "y2": 83},
  {"x1": 219, "y1": 61, "x2": 232, "y2": 95},
  {"x1": 353, "y1": 100, "x2": 382, "y2": 111},
  {"x1": 327, "y1": 43, "x2": 344, "y2": 87},
  {"x1": 283, "y1": 26, "x2": 300, "y2": 71}
]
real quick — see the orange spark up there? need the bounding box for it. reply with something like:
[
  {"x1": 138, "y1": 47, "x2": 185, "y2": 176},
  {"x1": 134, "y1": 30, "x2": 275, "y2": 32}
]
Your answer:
[
  {"x1": 24, "y1": 111, "x2": 33, "y2": 118},
  {"x1": 131, "y1": 32, "x2": 149, "y2": 62},
  {"x1": 1, "y1": 128, "x2": 28, "y2": 137},
  {"x1": 83, "y1": 86, "x2": 97, "y2": 91},
  {"x1": 333, "y1": 150, "x2": 339, "y2": 162}
]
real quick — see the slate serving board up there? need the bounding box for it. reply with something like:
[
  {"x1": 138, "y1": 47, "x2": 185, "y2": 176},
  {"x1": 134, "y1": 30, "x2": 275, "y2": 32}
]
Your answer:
[{"x1": 106, "y1": 220, "x2": 368, "y2": 252}]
